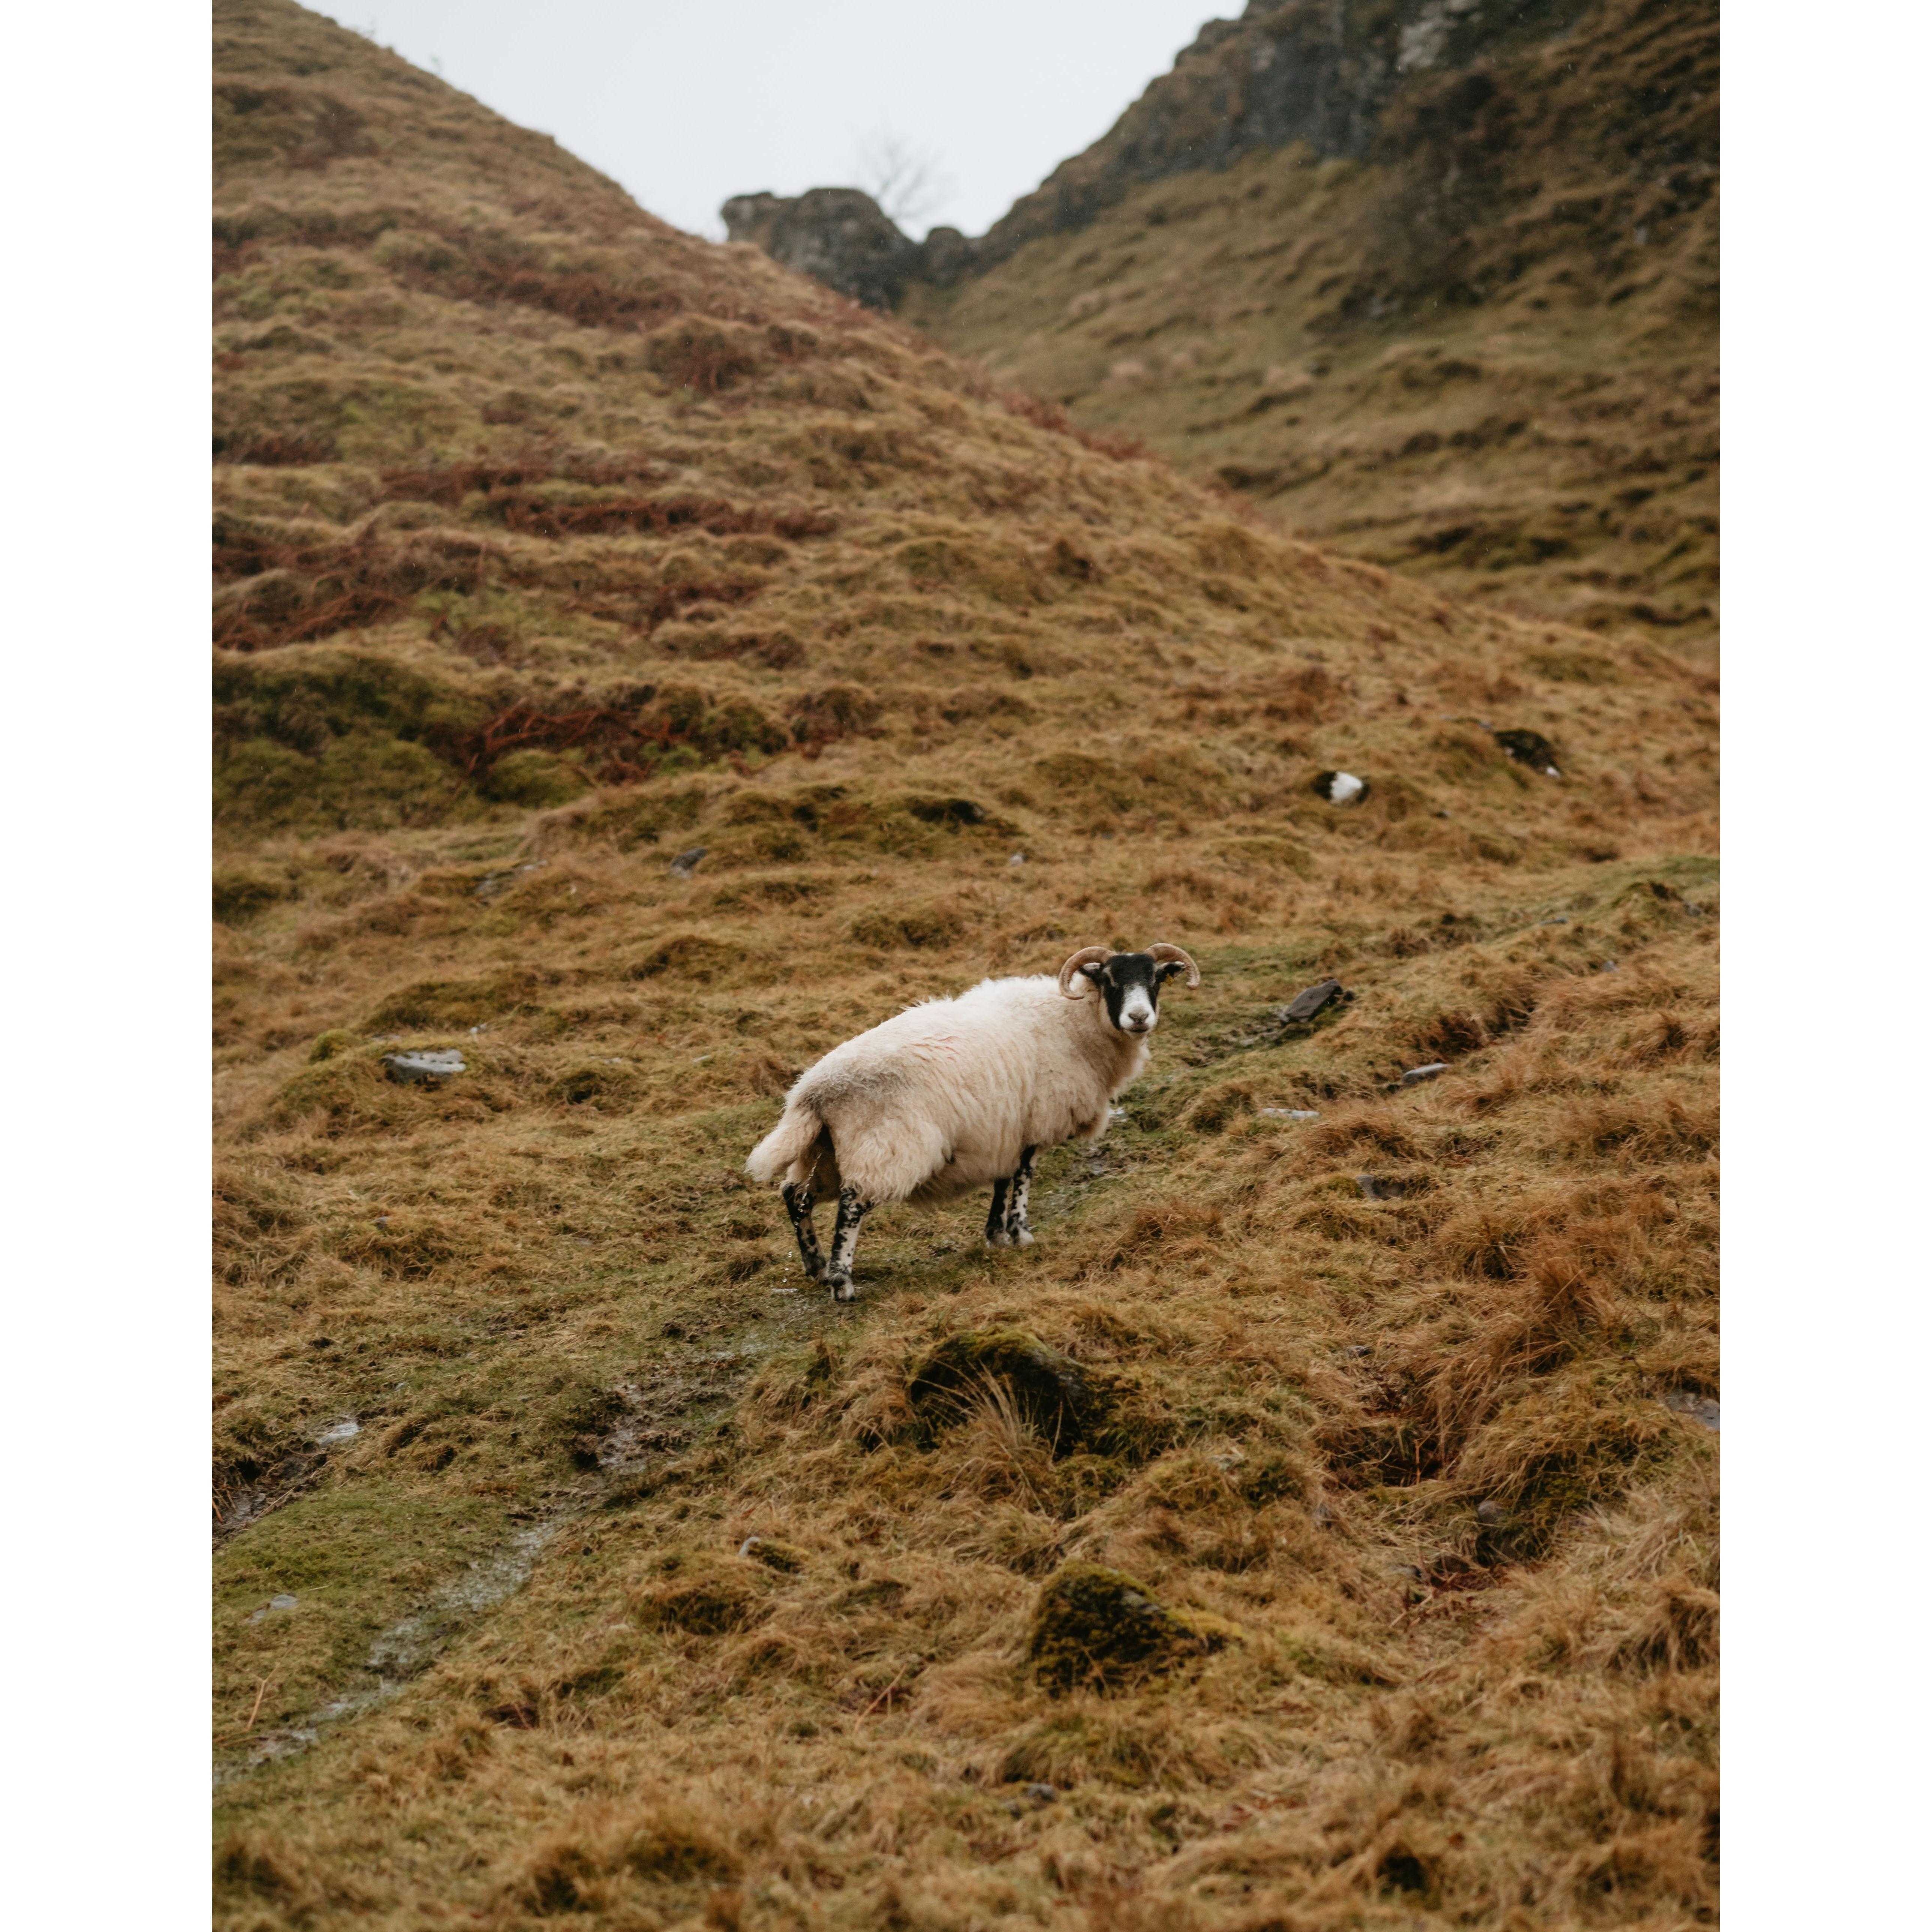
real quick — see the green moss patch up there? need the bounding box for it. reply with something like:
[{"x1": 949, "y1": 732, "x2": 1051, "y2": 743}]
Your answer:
[{"x1": 1027, "y1": 1562, "x2": 1243, "y2": 1694}]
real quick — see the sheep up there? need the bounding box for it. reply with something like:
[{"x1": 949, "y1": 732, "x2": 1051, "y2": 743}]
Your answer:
[{"x1": 745, "y1": 943, "x2": 1200, "y2": 1300}]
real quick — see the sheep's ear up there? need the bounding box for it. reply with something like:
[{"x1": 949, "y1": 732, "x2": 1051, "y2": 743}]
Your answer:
[
  {"x1": 1155, "y1": 960, "x2": 1186, "y2": 983},
  {"x1": 1144, "y1": 943, "x2": 1200, "y2": 987},
  {"x1": 1080, "y1": 962, "x2": 1107, "y2": 982}
]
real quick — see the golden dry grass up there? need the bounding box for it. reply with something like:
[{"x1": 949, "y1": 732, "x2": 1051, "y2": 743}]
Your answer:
[{"x1": 213, "y1": 8, "x2": 1718, "y2": 1927}]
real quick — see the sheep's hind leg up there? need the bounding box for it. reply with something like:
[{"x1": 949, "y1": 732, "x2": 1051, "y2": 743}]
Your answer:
[
  {"x1": 825, "y1": 1186, "x2": 873, "y2": 1303},
  {"x1": 984, "y1": 1176, "x2": 1011, "y2": 1248},
  {"x1": 1004, "y1": 1146, "x2": 1038, "y2": 1247},
  {"x1": 780, "y1": 1177, "x2": 825, "y2": 1286}
]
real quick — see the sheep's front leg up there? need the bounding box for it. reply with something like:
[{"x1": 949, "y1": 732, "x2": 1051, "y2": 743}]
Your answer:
[
  {"x1": 984, "y1": 1175, "x2": 1011, "y2": 1248},
  {"x1": 825, "y1": 1185, "x2": 873, "y2": 1303},
  {"x1": 1004, "y1": 1146, "x2": 1038, "y2": 1247},
  {"x1": 780, "y1": 1177, "x2": 825, "y2": 1285}
]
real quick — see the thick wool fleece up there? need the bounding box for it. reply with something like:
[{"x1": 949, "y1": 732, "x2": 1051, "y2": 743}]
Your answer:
[{"x1": 745, "y1": 974, "x2": 1148, "y2": 1204}]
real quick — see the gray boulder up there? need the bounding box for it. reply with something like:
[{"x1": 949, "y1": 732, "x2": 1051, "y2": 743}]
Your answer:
[{"x1": 721, "y1": 189, "x2": 981, "y2": 309}]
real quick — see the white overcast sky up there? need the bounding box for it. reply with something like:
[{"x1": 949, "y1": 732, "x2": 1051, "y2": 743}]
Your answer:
[{"x1": 312, "y1": 2, "x2": 1224, "y2": 241}]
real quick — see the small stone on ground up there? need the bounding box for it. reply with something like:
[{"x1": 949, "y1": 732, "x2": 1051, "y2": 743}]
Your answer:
[
  {"x1": 1661, "y1": 1388, "x2": 1719, "y2": 1430},
  {"x1": 383, "y1": 1049, "x2": 467, "y2": 1085},
  {"x1": 1283, "y1": 976, "x2": 1346, "y2": 1021}
]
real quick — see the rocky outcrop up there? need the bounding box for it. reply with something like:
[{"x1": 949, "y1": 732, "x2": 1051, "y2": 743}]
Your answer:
[
  {"x1": 720, "y1": 189, "x2": 917, "y2": 309},
  {"x1": 973, "y1": 0, "x2": 1595, "y2": 269},
  {"x1": 904, "y1": 0, "x2": 1717, "y2": 642},
  {"x1": 728, "y1": 3, "x2": 1712, "y2": 305},
  {"x1": 720, "y1": 190, "x2": 984, "y2": 310}
]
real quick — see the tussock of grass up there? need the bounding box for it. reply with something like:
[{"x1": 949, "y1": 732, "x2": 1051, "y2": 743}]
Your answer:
[{"x1": 213, "y1": 6, "x2": 1717, "y2": 1928}]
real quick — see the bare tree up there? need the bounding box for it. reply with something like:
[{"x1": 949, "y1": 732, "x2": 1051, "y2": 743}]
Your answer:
[{"x1": 857, "y1": 132, "x2": 954, "y2": 234}]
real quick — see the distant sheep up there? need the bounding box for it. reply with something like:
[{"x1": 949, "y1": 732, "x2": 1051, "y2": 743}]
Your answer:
[{"x1": 746, "y1": 944, "x2": 1200, "y2": 1299}]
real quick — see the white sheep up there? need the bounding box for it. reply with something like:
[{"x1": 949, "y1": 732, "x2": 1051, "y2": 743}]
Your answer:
[{"x1": 746, "y1": 944, "x2": 1200, "y2": 1299}]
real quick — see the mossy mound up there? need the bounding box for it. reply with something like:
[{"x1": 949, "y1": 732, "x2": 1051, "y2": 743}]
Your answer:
[
  {"x1": 737, "y1": 1537, "x2": 809, "y2": 1575},
  {"x1": 632, "y1": 1558, "x2": 769, "y2": 1635},
  {"x1": 213, "y1": 866, "x2": 295, "y2": 923},
  {"x1": 907, "y1": 1328, "x2": 1113, "y2": 1452},
  {"x1": 1027, "y1": 1562, "x2": 1242, "y2": 1694}
]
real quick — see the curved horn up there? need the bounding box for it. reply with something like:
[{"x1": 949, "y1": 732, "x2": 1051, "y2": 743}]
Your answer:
[
  {"x1": 1057, "y1": 946, "x2": 1113, "y2": 999},
  {"x1": 1144, "y1": 943, "x2": 1201, "y2": 988}
]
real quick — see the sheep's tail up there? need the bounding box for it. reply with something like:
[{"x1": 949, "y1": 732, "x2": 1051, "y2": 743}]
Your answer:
[{"x1": 746, "y1": 1098, "x2": 824, "y2": 1188}]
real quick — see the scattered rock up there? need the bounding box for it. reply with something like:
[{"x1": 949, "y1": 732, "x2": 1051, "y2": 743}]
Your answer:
[
  {"x1": 1312, "y1": 770, "x2": 1368, "y2": 804},
  {"x1": 1475, "y1": 1499, "x2": 1507, "y2": 1527},
  {"x1": 1356, "y1": 1174, "x2": 1410, "y2": 1200},
  {"x1": 382, "y1": 1049, "x2": 467, "y2": 1086},
  {"x1": 1661, "y1": 1388, "x2": 1719, "y2": 1431},
  {"x1": 249, "y1": 1592, "x2": 301, "y2": 1620},
  {"x1": 1342, "y1": 1344, "x2": 1372, "y2": 1359},
  {"x1": 669, "y1": 847, "x2": 708, "y2": 879},
  {"x1": 313, "y1": 1418, "x2": 360, "y2": 1445},
  {"x1": 1311, "y1": 1501, "x2": 1335, "y2": 1528},
  {"x1": 1000, "y1": 1784, "x2": 1062, "y2": 1818},
  {"x1": 1598, "y1": 960, "x2": 1619, "y2": 973},
  {"x1": 1008, "y1": 852, "x2": 1027, "y2": 866},
  {"x1": 737, "y1": 1536, "x2": 808, "y2": 1574},
  {"x1": 473, "y1": 861, "x2": 544, "y2": 900},
  {"x1": 1027, "y1": 1562, "x2": 1241, "y2": 1694},
  {"x1": 1260, "y1": 1108, "x2": 1321, "y2": 1120},
  {"x1": 1492, "y1": 728, "x2": 1561, "y2": 776},
  {"x1": 1282, "y1": 976, "x2": 1346, "y2": 1021},
  {"x1": 1400, "y1": 1063, "x2": 1448, "y2": 1086}
]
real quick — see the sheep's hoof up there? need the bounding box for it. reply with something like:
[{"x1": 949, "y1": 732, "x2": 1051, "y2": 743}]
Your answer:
[
  {"x1": 828, "y1": 1274, "x2": 858, "y2": 1302},
  {"x1": 1014, "y1": 1228, "x2": 1035, "y2": 1248},
  {"x1": 985, "y1": 1230, "x2": 1011, "y2": 1249}
]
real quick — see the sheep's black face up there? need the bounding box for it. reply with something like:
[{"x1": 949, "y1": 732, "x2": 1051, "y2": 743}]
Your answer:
[{"x1": 1079, "y1": 953, "x2": 1187, "y2": 1036}]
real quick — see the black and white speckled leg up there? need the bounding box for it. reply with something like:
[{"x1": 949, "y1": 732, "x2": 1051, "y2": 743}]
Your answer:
[
  {"x1": 780, "y1": 1177, "x2": 825, "y2": 1285},
  {"x1": 825, "y1": 1185, "x2": 872, "y2": 1302},
  {"x1": 985, "y1": 1176, "x2": 1011, "y2": 1247},
  {"x1": 1005, "y1": 1146, "x2": 1038, "y2": 1246}
]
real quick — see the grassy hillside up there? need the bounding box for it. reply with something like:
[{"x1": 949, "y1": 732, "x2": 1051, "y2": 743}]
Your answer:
[
  {"x1": 905, "y1": 0, "x2": 1718, "y2": 648},
  {"x1": 213, "y1": 6, "x2": 1719, "y2": 1927}
]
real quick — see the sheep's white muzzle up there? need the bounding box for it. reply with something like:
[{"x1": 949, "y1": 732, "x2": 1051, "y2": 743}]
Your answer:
[{"x1": 1119, "y1": 989, "x2": 1157, "y2": 1034}]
